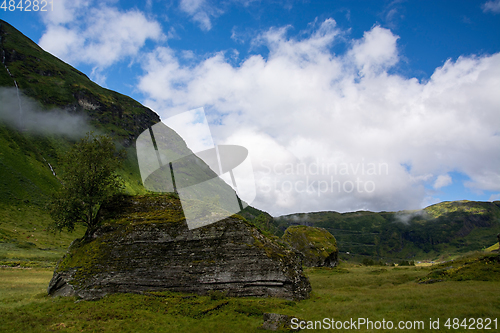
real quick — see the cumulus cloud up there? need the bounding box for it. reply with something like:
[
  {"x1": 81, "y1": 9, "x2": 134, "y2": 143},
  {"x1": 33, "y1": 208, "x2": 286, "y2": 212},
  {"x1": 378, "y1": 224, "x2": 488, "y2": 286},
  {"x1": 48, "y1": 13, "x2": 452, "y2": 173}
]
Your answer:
[
  {"x1": 41, "y1": 0, "x2": 92, "y2": 25},
  {"x1": 38, "y1": 0, "x2": 163, "y2": 82},
  {"x1": 433, "y1": 174, "x2": 452, "y2": 189},
  {"x1": 482, "y1": 0, "x2": 500, "y2": 13},
  {"x1": 137, "y1": 18, "x2": 500, "y2": 216},
  {"x1": 348, "y1": 25, "x2": 399, "y2": 75},
  {"x1": 163, "y1": 108, "x2": 215, "y2": 152}
]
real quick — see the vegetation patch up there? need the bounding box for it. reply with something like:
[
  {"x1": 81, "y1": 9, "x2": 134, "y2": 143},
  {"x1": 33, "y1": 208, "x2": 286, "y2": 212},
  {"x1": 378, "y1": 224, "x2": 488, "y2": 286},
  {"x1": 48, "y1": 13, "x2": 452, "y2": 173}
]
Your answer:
[
  {"x1": 419, "y1": 252, "x2": 500, "y2": 283},
  {"x1": 4, "y1": 263, "x2": 500, "y2": 332},
  {"x1": 282, "y1": 225, "x2": 338, "y2": 267}
]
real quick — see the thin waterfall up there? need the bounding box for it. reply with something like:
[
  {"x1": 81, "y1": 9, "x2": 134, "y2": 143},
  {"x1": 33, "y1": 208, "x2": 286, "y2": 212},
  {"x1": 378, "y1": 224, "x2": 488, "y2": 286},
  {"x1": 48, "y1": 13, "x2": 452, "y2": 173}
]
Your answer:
[
  {"x1": 1, "y1": 47, "x2": 56, "y2": 177},
  {"x1": 42, "y1": 157, "x2": 57, "y2": 176},
  {"x1": 2, "y1": 48, "x2": 24, "y2": 130}
]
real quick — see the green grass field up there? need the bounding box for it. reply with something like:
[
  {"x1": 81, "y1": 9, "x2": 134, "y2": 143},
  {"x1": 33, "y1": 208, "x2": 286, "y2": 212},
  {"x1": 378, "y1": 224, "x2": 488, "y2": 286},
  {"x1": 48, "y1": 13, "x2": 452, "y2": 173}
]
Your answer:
[
  {"x1": 0, "y1": 205, "x2": 86, "y2": 268},
  {"x1": 1, "y1": 260, "x2": 498, "y2": 332}
]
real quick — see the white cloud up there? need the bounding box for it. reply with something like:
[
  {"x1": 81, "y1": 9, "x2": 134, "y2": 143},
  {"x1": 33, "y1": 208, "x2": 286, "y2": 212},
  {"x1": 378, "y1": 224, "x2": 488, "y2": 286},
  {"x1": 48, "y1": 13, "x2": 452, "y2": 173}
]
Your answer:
[
  {"x1": 41, "y1": 0, "x2": 92, "y2": 25},
  {"x1": 348, "y1": 25, "x2": 399, "y2": 75},
  {"x1": 465, "y1": 171, "x2": 500, "y2": 192},
  {"x1": 433, "y1": 174, "x2": 452, "y2": 189},
  {"x1": 38, "y1": 0, "x2": 163, "y2": 82},
  {"x1": 163, "y1": 108, "x2": 215, "y2": 152},
  {"x1": 180, "y1": 0, "x2": 205, "y2": 14},
  {"x1": 179, "y1": 0, "x2": 220, "y2": 31},
  {"x1": 482, "y1": 0, "x2": 500, "y2": 13},
  {"x1": 137, "y1": 18, "x2": 500, "y2": 215},
  {"x1": 37, "y1": 25, "x2": 81, "y2": 59}
]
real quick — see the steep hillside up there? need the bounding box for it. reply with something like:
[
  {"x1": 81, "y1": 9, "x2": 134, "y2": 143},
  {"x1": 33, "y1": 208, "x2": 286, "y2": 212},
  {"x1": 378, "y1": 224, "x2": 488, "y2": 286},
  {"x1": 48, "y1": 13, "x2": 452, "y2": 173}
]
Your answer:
[
  {"x1": 275, "y1": 201, "x2": 500, "y2": 261},
  {"x1": 0, "y1": 19, "x2": 165, "y2": 264},
  {"x1": 0, "y1": 19, "x2": 165, "y2": 202},
  {"x1": 0, "y1": 19, "x2": 160, "y2": 143}
]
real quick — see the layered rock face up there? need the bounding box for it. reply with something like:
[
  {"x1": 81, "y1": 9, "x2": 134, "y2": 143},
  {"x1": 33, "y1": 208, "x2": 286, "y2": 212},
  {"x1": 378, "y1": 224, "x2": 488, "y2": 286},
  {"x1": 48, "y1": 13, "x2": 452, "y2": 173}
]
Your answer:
[
  {"x1": 283, "y1": 225, "x2": 338, "y2": 267},
  {"x1": 48, "y1": 195, "x2": 311, "y2": 300}
]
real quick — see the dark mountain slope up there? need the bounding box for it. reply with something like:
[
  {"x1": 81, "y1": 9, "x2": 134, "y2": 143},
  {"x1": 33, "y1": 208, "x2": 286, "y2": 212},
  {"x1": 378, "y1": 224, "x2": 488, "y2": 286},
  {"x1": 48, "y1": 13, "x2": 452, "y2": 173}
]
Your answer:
[
  {"x1": 275, "y1": 200, "x2": 500, "y2": 261},
  {"x1": 0, "y1": 19, "x2": 159, "y2": 145},
  {"x1": 0, "y1": 19, "x2": 166, "y2": 264}
]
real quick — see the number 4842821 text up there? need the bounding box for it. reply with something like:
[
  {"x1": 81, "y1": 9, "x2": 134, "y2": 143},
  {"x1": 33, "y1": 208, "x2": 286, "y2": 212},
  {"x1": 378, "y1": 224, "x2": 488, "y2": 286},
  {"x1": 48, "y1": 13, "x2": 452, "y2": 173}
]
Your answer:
[{"x1": 1, "y1": 0, "x2": 53, "y2": 11}]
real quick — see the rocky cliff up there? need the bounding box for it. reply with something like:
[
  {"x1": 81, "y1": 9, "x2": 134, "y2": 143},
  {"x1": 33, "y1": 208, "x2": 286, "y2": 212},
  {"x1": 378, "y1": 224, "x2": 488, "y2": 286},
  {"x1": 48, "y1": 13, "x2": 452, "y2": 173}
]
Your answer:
[
  {"x1": 282, "y1": 225, "x2": 338, "y2": 267},
  {"x1": 48, "y1": 194, "x2": 311, "y2": 300}
]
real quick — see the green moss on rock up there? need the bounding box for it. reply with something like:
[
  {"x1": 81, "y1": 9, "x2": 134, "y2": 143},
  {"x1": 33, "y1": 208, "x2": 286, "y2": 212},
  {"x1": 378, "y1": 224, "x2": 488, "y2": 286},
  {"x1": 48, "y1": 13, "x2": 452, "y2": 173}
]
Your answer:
[{"x1": 282, "y1": 225, "x2": 339, "y2": 267}]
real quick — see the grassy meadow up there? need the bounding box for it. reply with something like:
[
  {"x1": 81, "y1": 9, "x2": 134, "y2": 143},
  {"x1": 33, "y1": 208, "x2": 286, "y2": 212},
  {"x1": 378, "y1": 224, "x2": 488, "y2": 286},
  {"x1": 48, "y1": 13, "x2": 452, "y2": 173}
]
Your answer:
[
  {"x1": 1, "y1": 256, "x2": 499, "y2": 332},
  {"x1": 0, "y1": 205, "x2": 86, "y2": 268}
]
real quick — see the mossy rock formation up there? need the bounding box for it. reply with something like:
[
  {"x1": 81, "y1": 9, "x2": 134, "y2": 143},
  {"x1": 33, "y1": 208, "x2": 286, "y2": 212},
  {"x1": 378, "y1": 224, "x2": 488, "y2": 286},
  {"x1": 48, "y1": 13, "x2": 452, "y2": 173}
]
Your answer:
[
  {"x1": 48, "y1": 195, "x2": 311, "y2": 301},
  {"x1": 282, "y1": 225, "x2": 338, "y2": 267}
]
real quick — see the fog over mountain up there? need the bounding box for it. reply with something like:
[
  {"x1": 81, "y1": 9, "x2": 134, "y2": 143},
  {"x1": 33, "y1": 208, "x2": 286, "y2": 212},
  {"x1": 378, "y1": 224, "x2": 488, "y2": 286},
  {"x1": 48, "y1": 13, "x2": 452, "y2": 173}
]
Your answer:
[{"x1": 0, "y1": 87, "x2": 91, "y2": 138}]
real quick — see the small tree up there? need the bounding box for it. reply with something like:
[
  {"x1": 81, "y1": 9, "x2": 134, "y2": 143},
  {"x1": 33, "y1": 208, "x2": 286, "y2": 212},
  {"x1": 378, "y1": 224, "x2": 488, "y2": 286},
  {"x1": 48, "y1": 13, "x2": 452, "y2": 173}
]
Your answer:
[{"x1": 49, "y1": 133, "x2": 124, "y2": 238}]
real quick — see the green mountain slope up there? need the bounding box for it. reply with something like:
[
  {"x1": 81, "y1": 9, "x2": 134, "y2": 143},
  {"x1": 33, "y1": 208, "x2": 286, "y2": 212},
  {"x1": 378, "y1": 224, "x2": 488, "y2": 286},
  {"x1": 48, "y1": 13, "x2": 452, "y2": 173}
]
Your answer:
[
  {"x1": 0, "y1": 19, "x2": 163, "y2": 202},
  {"x1": 275, "y1": 200, "x2": 500, "y2": 262},
  {"x1": 0, "y1": 19, "x2": 167, "y2": 264},
  {"x1": 0, "y1": 20, "x2": 160, "y2": 142}
]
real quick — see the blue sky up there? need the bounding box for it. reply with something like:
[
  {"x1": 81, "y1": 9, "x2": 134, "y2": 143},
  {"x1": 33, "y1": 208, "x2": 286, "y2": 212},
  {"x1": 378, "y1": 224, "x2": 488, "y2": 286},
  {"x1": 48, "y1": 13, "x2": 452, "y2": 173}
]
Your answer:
[{"x1": 2, "y1": 0, "x2": 500, "y2": 215}]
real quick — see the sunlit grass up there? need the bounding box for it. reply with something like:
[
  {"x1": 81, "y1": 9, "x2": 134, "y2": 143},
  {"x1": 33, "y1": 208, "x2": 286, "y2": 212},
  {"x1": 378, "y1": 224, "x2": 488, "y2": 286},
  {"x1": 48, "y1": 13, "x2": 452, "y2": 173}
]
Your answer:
[
  {"x1": 0, "y1": 268, "x2": 53, "y2": 308},
  {"x1": 293, "y1": 266, "x2": 500, "y2": 330},
  {"x1": 486, "y1": 242, "x2": 499, "y2": 252},
  {"x1": 0, "y1": 205, "x2": 85, "y2": 266}
]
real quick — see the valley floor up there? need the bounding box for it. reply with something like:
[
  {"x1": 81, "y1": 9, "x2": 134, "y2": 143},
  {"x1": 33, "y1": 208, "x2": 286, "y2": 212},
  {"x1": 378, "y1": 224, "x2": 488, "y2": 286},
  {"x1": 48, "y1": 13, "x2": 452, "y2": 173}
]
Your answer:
[{"x1": 1, "y1": 263, "x2": 499, "y2": 332}]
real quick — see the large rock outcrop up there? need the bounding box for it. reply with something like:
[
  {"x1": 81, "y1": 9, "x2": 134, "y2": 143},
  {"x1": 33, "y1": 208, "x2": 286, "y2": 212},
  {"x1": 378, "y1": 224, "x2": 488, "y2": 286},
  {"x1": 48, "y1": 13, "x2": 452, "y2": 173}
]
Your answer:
[
  {"x1": 282, "y1": 225, "x2": 338, "y2": 267},
  {"x1": 48, "y1": 194, "x2": 311, "y2": 300}
]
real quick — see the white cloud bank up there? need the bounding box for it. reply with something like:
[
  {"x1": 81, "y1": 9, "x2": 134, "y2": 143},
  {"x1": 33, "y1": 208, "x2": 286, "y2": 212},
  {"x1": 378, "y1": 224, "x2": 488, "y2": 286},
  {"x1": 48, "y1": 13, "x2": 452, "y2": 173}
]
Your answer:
[
  {"x1": 137, "y1": 19, "x2": 500, "y2": 216},
  {"x1": 38, "y1": 0, "x2": 163, "y2": 84}
]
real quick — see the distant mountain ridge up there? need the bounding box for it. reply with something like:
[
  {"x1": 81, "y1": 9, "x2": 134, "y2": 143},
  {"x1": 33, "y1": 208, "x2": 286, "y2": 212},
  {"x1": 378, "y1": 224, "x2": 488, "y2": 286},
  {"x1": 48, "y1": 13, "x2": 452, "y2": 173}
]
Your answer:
[{"x1": 274, "y1": 200, "x2": 500, "y2": 261}]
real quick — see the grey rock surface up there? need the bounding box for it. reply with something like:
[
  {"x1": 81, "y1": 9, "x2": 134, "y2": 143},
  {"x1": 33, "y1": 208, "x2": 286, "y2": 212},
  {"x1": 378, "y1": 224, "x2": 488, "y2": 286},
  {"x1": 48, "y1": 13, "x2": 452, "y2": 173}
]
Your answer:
[
  {"x1": 261, "y1": 313, "x2": 301, "y2": 331},
  {"x1": 48, "y1": 195, "x2": 311, "y2": 301}
]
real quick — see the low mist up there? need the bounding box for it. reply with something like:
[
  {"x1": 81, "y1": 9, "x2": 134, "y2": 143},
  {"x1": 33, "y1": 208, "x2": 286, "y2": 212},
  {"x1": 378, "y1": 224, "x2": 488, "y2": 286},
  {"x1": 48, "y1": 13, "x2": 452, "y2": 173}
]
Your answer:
[
  {"x1": 394, "y1": 210, "x2": 429, "y2": 225},
  {"x1": 0, "y1": 87, "x2": 92, "y2": 137}
]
